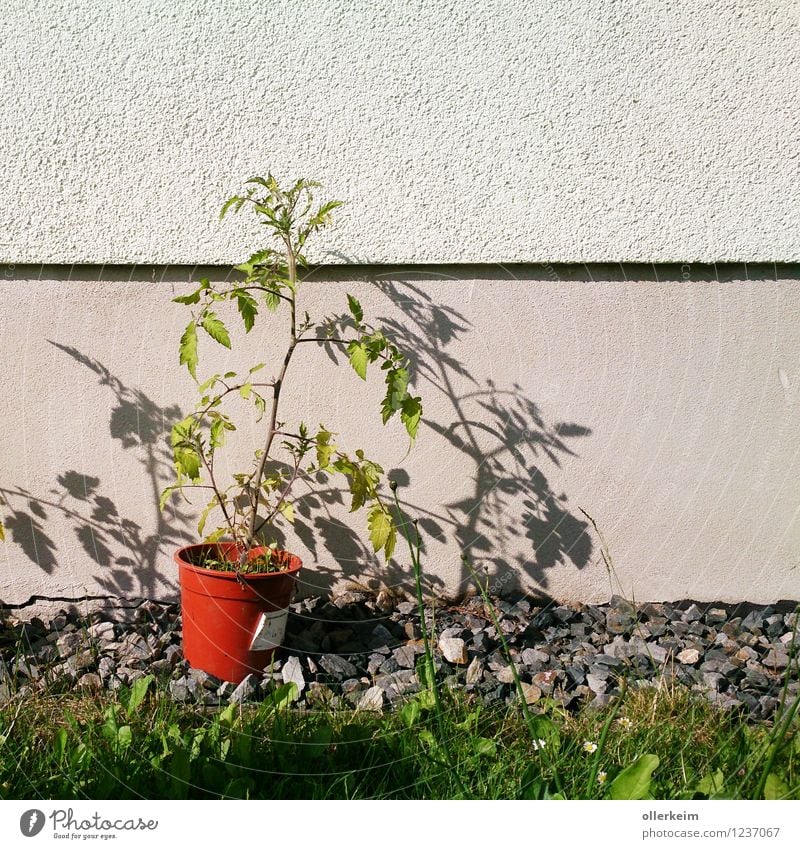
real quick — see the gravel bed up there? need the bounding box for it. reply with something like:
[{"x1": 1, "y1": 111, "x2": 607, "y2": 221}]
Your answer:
[{"x1": 1, "y1": 594, "x2": 797, "y2": 719}]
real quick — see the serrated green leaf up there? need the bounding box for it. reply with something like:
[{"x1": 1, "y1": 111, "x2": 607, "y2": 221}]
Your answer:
[
  {"x1": 400, "y1": 395, "x2": 422, "y2": 440},
  {"x1": 209, "y1": 418, "x2": 225, "y2": 448},
  {"x1": 346, "y1": 293, "x2": 363, "y2": 325},
  {"x1": 220, "y1": 196, "x2": 242, "y2": 219},
  {"x1": 173, "y1": 288, "x2": 202, "y2": 305},
  {"x1": 347, "y1": 341, "x2": 368, "y2": 380},
  {"x1": 368, "y1": 505, "x2": 392, "y2": 553},
  {"x1": 175, "y1": 447, "x2": 201, "y2": 482},
  {"x1": 263, "y1": 288, "x2": 280, "y2": 311},
  {"x1": 236, "y1": 291, "x2": 258, "y2": 332},
  {"x1": 609, "y1": 754, "x2": 659, "y2": 800},
  {"x1": 316, "y1": 428, "x2": 335, "y2": 470},
  {"x1": 201, "y1": 311, "x2": 231, "y2": 348},
  {"x1": 179, "y1": 321, "x2": 199, "y2": 379},
  {"x1": 384, "y1": 522, "x2": 396, "y2": 559}
]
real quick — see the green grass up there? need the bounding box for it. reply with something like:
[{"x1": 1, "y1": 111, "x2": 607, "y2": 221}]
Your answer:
[{"x1": 0, "y1": 672, "x2": 797, "y2": 800}]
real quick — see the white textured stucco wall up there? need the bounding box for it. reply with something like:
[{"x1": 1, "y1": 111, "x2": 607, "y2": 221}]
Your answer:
[
  {"x1": 1, "y1": 0, "x2": 799, "y2": 264},
  {"x1": 2, "y1": 264, "x2": 800, "y2": 607},
  {"x1": 2, "y1": 3, "x2": 800, "y2": 608}
]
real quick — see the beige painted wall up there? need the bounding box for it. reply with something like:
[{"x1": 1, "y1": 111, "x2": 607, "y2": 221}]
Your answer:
[{"x1": 2, "y1": 263, "x2": 799, "y2": 608}]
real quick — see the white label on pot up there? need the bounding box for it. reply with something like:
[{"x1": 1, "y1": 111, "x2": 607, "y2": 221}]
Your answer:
[{"x1": 249, "y1": 609, "x2": 289, "y2": 651}]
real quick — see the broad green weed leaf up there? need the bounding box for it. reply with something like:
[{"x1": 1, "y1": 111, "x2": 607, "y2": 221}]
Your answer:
[{"x1": 609, "y1": 754, "x2": 660, "y2": 800}]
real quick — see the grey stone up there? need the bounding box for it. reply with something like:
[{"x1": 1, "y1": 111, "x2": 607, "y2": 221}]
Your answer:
[
  {"x1": 702, "y1": 672, "x2": 725, "y2": 691},
  {"x1": 164, "y1": 645, "x2": 183, "y2": 667},
  {"x1": 520, "y1": 682, "x2": 542, "y2": 704},
  {"x1": 230, "y1": 674, "x2": 259, "y2": 703},
  {"x1": 606, "y1": 612, "x2": 633, "y2": 634},
  {"x1": 677, "y1": 648, "x2": 701, "y2": 665},
  {"x1": 97, "y1": 656, "x2": 116, "y2": 680},
  {"x1": 438, "y1": 636, "x2": 468, "y2": 665},
  {"x1": 741, "y1": 610, "x2": 765, "y2": 632},
  {"x1": 497, "y1": 665, "x2": 518, "y2": 684},
  {"x1": 169, "y1": 675, "x2": 189, "y2": 702},
  {"x1": 282, "y1": 656, "x2": 306, "y2": 694},
  {"x1": 370, "y1": 623, "x2": 394, "y2": 646},
  {"x1": 466, "y1": 656, "x2": 484, "y2": 684},
  {"x1": 320, "y1": 654, "x2": 358, "y2": 680},
  {"x1": 392, "y1": 644, "x2": 417, "y2": 669},
  {"x1": 705, "y1": 608, "x2": 728, "y2": 625},
  {"x1": 88, "y1": 621, "x2": 115, "y2": 641},
  {"x1": 763, "y1": 649, "x2": 789, "y2": 670},
  {"x1": 683, "y1": 604, "x2": 703, "y2": 623},
  {"x1": 644, "y1": 643, "x2": 669, "y2": 664},
  {"x1": 356, "y1": 686, "x2": 384, "y2": 712},
  {"x1": 77, "y1": 673, "x2": 102, "y2": 691},
  {"x1": 586, "y1": 674, "x2": 608, "y2": 695},
  {"x1": 742, "y1": 669, "x2": 771, "y2": 691}
]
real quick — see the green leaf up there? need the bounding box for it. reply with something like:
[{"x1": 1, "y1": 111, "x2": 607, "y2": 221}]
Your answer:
[
  {"x1": 209, "y1": 417, "x2": 225, "y2": 448},
  {"x1": 475, "y1": 737, "x2": 497, "y2": 757},
  {"x1": 201, "y1": 311, "x2": 231, "y2": 348},
  {"x1": 346, "y1": 294, "x2": 363, "y2": 325},
  {"x1": 316, "y1": 428, "x2": 335, "y2": 470},
  {"x1": 125, "y1": 674, "x2": 154, "y2": 715},
  {"x1": 159, "y1": 485, "x2": 178, "y2": 511},
  {"x1": 263, "y1": 288, "x2": 281, "y2": 311},
  {"x1": 173, "y1": 288, "x2": 202, "y2": 305},
  {"x1": 368, "y1": 505, "x2": 392, "y2": 553},
  {"x1": 175, "y1": 447, "x2": 201, "y2": 482},
  {"x1": 116, "y1": 725, "x2": 133, "y2": 750},
  {"x1": 179, "y1": 321, "x2": 199, "y2": 379},
  {"x1": 266, "y1": 682, "x2": 299, "y2": 711},
  {"x1": 695, "y1": 769, "x2": 725, "y2": 797},
  {"x1": 0, "y1": 520, "x2": 5, "y2": 542},
  {"x1": 197, "y1": 496, "x2": 218, "y2": 537},
  {"x1": 236, "y1": 291, "x2": 258, "y2": 332},
  {"x1": 609, "y1": 754, "x2": 659, "y2": 800},
  {"x1": 278, "y1": 501, "x2": 294, "y2": 524},
  {"x1": 220, "y1": 196, "x2": 243, "y2": 219},
  {"x1": 764, "y1": 772, "x2": 790, "y2": 800},
  {"x1": 399, "y1": 699, "x2": 420, "y2": 728},
  {"x1": 400, "y1": 395, "x2": 422, "y2": 440},
  {"x1": 347, "y1": 340, "x2": 368, "y2": 380},
  {"x1": 249, "y1": 362, "x2": 267, "y2": 374}
]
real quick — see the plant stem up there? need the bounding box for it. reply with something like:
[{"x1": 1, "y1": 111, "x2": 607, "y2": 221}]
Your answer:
[{"x1": 243, "y1": 242, "x2": 298, "y2": 556}]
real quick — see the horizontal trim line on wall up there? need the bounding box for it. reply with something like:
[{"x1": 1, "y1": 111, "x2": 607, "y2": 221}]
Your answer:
[{"x1": 2, "y1": 262, "x2": 800, "y2": 284}]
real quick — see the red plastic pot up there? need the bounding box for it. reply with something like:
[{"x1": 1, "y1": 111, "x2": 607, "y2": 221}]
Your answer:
[{"x1": 176, "y1": 542, "x2": 302, "y2": 684}]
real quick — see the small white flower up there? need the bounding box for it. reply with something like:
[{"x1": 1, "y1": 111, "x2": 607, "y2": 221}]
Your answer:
[
  {"x1": 597, "y1": 770, "x2": 607, "y2": 784},
  {"x1": 531, "y1": 738, "x2": 548, "y2": 751},
  {"x1": 617, "y1": 717, "x2": 633, "y2": 730},
  {"x1": 583, "y1": 740, "x2": 598, "y2": 753}
]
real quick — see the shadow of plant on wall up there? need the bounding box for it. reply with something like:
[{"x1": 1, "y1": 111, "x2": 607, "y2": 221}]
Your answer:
[
  {"x1": 0, "y1": 344, "x2": 191, "y2": 598},
  {"x1": 2, "y1": 277, "x2": 593, "y2": 603},
  {"x1": 370, "y1": 275, "x2": 594, "y2": 595}
]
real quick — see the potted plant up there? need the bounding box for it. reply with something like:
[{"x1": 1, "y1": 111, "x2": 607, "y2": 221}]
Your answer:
[{"x1": 162, "y1": 175, "x2": 422, "y2": 683}]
